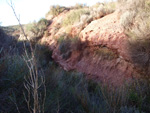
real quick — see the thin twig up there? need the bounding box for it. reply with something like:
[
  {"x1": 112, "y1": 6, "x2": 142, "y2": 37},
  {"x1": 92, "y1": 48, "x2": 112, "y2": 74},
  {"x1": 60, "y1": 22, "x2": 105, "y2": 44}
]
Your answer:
[{"x1": 8, "y1": 1, "x2": 46, "y2": 113}]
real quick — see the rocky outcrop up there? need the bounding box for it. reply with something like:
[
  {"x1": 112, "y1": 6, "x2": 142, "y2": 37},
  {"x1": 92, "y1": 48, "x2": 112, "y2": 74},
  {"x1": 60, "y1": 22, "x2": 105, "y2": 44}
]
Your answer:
[{"x1": 42, "y1": 11, "x2": 140, "y2": 86}]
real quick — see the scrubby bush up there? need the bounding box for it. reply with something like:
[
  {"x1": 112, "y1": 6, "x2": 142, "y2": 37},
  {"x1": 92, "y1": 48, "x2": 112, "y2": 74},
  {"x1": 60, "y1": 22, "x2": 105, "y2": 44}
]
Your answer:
[
  {"x1": 62, "y1": 9, "x2": 90, "y2": 27},
  {"x1": 57, "y1": 35, "x2": 71, "y2": 60},
  {"x1": 57, "y1": 35, "x2": 81, "y2": 58},
  {"x1": 105, "y1": 1, "x2": 116, "y2": 11},
  {"x1": 0, "y1": 55, "x2": 28, "y2": 88},
  {"x1": 44, "y1": 66, "x2": 110, "y2": 113},
  {"x1": 127, "y1": 39, "x2": 150, "y2": 75},
  {"x1": 75, "y1": 2, "x2": 116, "y2": 28},
  {"x1": 90, "y1": 6, "x2": 106, "y2": 20},
  {"x1": 90, "y1": 2, "x2": 115, "y2": 20},
  {"x1": 118, "y1": 3, "x2": 150, "y2": 111},
  {"x1": 38, "y1": 18, "x2": 49, "y2": 30},
  {"x1": 1, "y1": 54, "x2": 150, "y2": 113},
  {"x1": 25, "y1": 18, "x2": 49, "y2": 42},
  {"x1": 74, "y1": 3, "x2": 87, "y2": 9},
  {"x1": 92, "y1": 2, "x2": 104, "y2": 8},
  {"x1": 1, "y1": 44, "x2": 150, "y2": 113},
  {"x1": 0, "y1": 28, "x2": 20, "y2": 56},
  {"x1": 119, "y1": 0, "x2": 150, "y2": 35},
  {"x1": 62, "y1": 2, "x2": 115, "y2": 29},
  {"x1": 0, "y1": 28, "x2": 15, "y2": 46},
  {"x1": 0, "y1": 55, "x2": 29, "y2": 112},
  {"x1": 118, "y1": 0, "x2": 150, "y2": 74},
  {"x1": 119, "y1": 10, "x2": 136, "y2": 30},
  {"x1": 93, "y1": 2, "x2": 116, "y2": 11},
  {"x1": 46, "y1": 5, "x2": 66, "y2": 17},
  {"x1": 34, "y1": 44, "x2": 53, "y2": 68}
]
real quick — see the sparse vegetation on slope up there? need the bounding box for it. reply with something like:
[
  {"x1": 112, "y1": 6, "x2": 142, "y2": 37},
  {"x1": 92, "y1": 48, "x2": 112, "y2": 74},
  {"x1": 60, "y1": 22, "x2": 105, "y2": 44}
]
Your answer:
[
  {"x1": 73, "y1": 3, "x2": 87, "y2": 9},
  {"x1": 57, "y1": 34, "x2": 81, "y2": 60},
  {"x1": 119, "y1": 0, "x2": 150, "y2": 75},
  {"x1": 1, "y1": 50, "x2": 150, "y2": 113},
  {"x1": 1, "y1": 1, "x2": 150, "y2": 113},
  {"x1": 46, "y1": 5, "x2": 67, "y2": 17},
  {"x1": 62, "y1": 8, "x2": 90, "y2": 27},
  {"x1": 24, "y1": 18, "x2": 49, "y2": 42}
]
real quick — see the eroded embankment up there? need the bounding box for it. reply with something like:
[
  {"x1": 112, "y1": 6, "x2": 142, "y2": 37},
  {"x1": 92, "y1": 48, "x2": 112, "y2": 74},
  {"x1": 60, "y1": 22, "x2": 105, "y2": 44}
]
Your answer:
[{"x1": 41, "y1": 11, "x2": 141, "y2": 86}]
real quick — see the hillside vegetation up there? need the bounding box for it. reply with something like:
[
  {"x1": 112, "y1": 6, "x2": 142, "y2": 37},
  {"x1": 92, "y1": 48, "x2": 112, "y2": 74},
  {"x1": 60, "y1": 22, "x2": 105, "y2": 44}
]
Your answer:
[
  {"x1": 0, "y1": 1, "x2": 150, "y2": 113},
  {"x1": 119, "y1": 0, "x2": 150, "y2": 75}
]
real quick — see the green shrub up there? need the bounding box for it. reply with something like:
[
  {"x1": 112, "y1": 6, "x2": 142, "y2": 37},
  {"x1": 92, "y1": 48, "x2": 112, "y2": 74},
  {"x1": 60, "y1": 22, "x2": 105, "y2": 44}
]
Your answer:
[
  {"x1": 92, "y1": 2, "x2": 116, "y2": 10},
  {"x1": 0, "y1": 55, "x2": 28, "y2": 89},
  {"x1": 44, "y1": 66, "x2": 109, "y2": 113},
  {"x1": 34, "y1": 44, "x2": 53, "y2": 67},
  {"x1": 37, "y1": 18, "x2": 49, "y2": 30},
  {"x1": 92, "y1": 2, "x2": 103, "y2": 8},
  {"x1": 90, "y1": 2, "x2": 115, "y2": 20},
  {"x1": 0, "y1": 28, "x2": 16, "y2": 49},
  {"x1": 25, "y1": 21, "x2": 35, "y2": 32},
  {"x1": 0, "y1": 55, "x2": 29, "y2": 113},
  {"x1": 25, "y1": 18, "x2": 49, "y2": 42},
  {"x1": 43, "y1": 65, "x2": 150, "y2": 113},
  {"x1": 129, "y1": 91, "x2": 140, "y2": 105},
  {"x1": 57, "y1": 36, "x2": 71, "y2": 56},
  {"x1": 1, "y1": 53, "x2": 150, "y2": 113},
  {"x1": 62, "y1": 9, "x2": 90, "y2": 27},
  {"x1": 127, "y1": 39, "x2": 150, "y2": 74},
  {"x1": 46, "y1": 5, "x2": 66, "y2": 17},
  {"x1": 57, "y1": 35, "x2": 81, "y2": 59},
  {"x1": 118, "y1": 0, "x2": 150, "y2": 76},
  {"x1": 119, "y1": 0, "x2": 150, "y2": 36},
  {"x1": 105, "y1": 1, "x2": 116, "y2": 11},
  {"x1": 74, "y1": 3, "x2": 87, "y2": 9}
]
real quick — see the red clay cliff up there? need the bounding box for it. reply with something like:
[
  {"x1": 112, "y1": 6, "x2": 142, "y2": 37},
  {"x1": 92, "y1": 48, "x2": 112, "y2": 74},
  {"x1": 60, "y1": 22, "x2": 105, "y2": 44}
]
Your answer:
[{"x1": 41, "y1": 11, "x2": 140, "y2": 86}]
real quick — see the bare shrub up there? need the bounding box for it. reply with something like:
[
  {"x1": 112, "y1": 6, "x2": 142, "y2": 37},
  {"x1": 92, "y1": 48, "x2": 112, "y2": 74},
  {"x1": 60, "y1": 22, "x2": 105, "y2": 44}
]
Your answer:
[{"x1": 8, "y1": 1, "x2": 46, "y2": 113}]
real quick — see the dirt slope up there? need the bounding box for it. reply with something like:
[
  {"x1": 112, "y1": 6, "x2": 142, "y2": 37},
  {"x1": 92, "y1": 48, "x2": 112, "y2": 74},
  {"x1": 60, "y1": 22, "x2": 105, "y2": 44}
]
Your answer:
[{"x1": 42, "y1": 11, "x2": 140, "y2": 86}]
